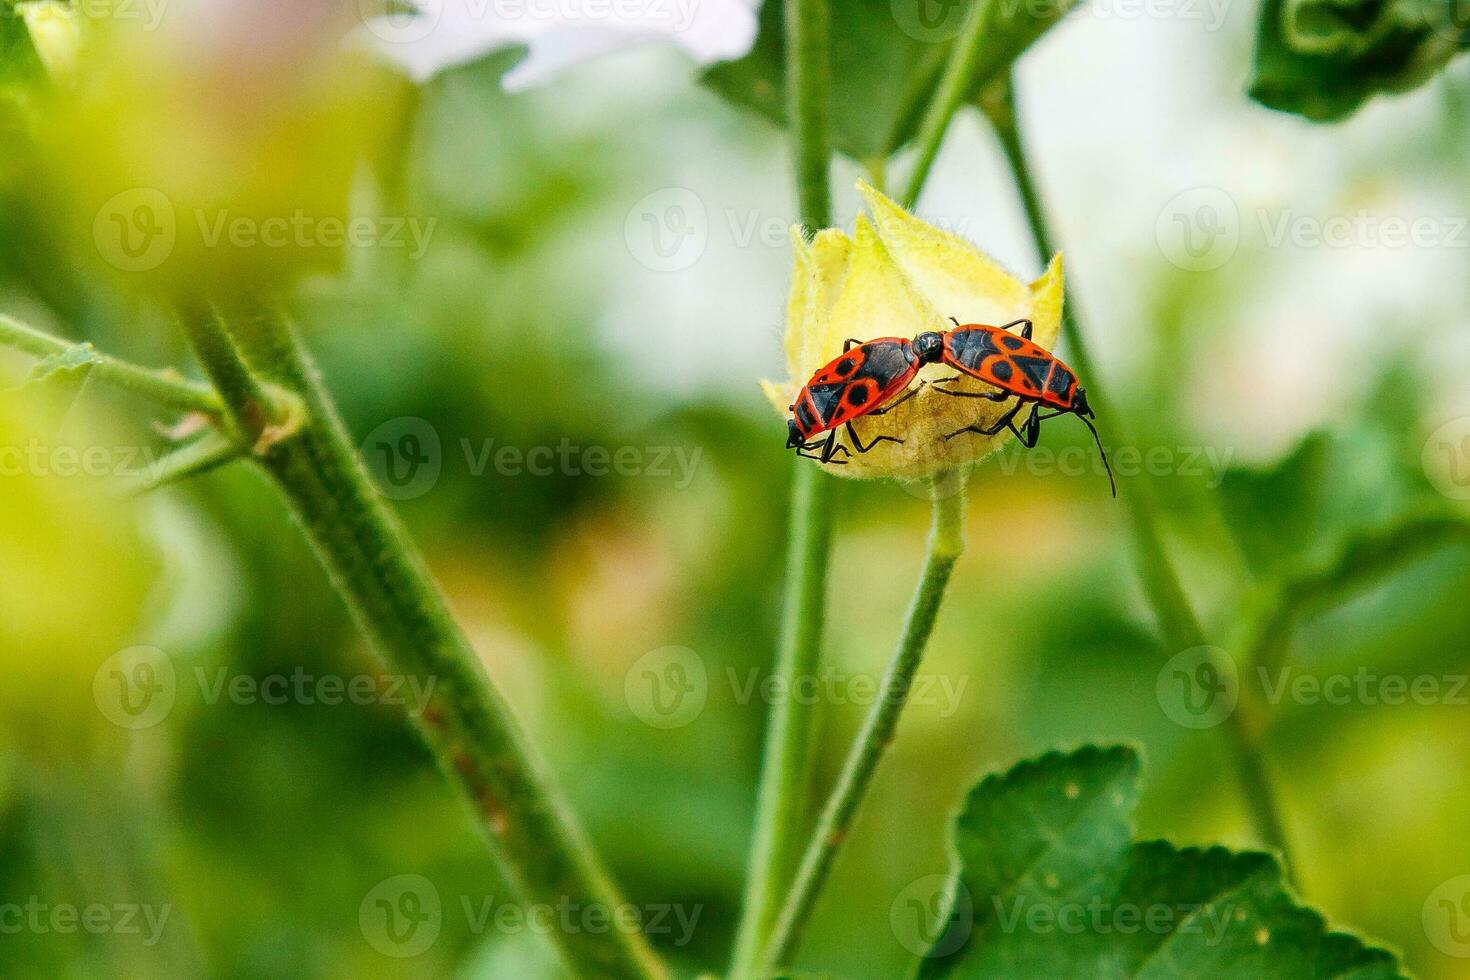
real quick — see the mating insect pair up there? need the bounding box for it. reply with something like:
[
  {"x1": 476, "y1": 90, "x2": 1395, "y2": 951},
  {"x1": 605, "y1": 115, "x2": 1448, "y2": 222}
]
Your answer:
[{"x1": 785, "y1": 318, "x2": 1115, "y2": 496}]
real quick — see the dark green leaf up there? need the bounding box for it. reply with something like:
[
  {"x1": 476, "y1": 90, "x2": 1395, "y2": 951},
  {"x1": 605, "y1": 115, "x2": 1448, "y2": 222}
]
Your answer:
[
  {"x1": 703, "y1": 0, "x2": 953, "y2": 161},
  {"x1": 1250, "y1": 0, "x2": 1470, "y2": 121},
  {"x1": 919, "y1": 745, "x2": 1405, "y2": 978},
  {"x1": 962, "y1": 0, "x2": 1083, "y2": 103},
  {"x1": 702, "y1": 0, "x2": 1080, "y2": 160}
]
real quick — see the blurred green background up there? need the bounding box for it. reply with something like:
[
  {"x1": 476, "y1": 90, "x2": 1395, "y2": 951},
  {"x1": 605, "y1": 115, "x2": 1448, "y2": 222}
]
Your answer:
[{"x1": 2, "y1": 0, "x2": 1470, "y2": 977}]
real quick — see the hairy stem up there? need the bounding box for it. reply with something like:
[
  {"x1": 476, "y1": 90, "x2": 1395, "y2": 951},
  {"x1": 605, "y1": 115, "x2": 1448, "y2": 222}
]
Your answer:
[
  {"x1": 758, "y1": 481, "x2": 964, "y2": 975},
  {"x1": 760, "y1": 483, "x2": 966, "y2": 975},
  {"x1": 730, "y1": 0, "x2": 836, "y2": 972},
  {"x1": 0, "y1": 314, "x2": 221, "y2": 418},
  {"x1": 182, "y1": 300, "x2": 666, "y2": 980},
  {"x1": 981, "y1": 75, "x2": 1297, "y2": 877},
  {"x1": 786, "y1": 0, "x2": 832, "y2": 236}
]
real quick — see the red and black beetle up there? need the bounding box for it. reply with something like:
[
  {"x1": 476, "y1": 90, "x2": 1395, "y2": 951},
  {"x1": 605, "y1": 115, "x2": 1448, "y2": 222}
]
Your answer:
[{"x1": 785, "y1": 318, "x2": 1115, "y2": 495}]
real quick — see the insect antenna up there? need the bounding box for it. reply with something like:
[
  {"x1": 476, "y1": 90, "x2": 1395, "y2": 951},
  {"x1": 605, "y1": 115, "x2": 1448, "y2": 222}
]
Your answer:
[{"x1": 1078, "y1": 414, "x2": 1116, "y2": 498}]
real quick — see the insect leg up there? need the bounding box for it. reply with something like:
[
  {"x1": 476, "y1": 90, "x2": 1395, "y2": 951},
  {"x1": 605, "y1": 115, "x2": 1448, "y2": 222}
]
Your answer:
[
  {"x1": 820, "y1": 431, "x2": 844, "y2": 464},
  {"x1": 866, "y1": 382, "x2": 924, "y2": 415},
  {"x1": 1019, "y1": 405, "x2": 1042, "y2": 448},
  {"x1": 843, "y1": 338, "x2": 863, "y2": 352},
  {"x1": 997, "y1": 318, "x2": 1034, "y2": 341},
  {"x1": 944, "y1": 399, "x2": 1027, "y2": 440},
  {"x1": 845, "y1": 420, "x2": 903, "y2": 453},
  {"x1": 931, "y1": 385, "x2": 1010, "y2": 401}
]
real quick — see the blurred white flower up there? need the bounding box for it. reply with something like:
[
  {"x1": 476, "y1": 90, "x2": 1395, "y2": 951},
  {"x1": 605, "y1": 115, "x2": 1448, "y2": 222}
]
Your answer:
[{"x1": 360, "y1": 0, "x2": 761, "y2": 89}]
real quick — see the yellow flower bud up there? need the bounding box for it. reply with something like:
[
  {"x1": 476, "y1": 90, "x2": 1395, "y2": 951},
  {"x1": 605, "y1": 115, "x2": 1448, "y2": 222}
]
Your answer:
[{"x1": 762, "y1": 180, "x2": 1064, "y2": 481}]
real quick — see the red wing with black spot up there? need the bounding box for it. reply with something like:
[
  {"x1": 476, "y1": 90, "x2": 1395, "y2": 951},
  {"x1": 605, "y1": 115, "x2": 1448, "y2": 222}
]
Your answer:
[
  {"x1": 942, "y1": 324, "x2": 1077, "y2": 410},
  {"x1": 789, "y1": 338, "x2": 920, "y2": 440}
]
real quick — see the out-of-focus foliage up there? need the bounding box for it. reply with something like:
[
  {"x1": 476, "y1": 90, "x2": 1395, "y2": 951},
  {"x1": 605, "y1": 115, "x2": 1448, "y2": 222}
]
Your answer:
[
  {"x1": 24, "y1": 5, "x2": 409, "y2": 294},
  {"x1": 704, "y1": 0, "x2": 1080, "y2": 159},
  {"x1": 1, "y1": 1, "x2": 1469, "y2": 978},
  {"x1": 1251, "y1": 0, "x2": 1470, "y2": 120}
]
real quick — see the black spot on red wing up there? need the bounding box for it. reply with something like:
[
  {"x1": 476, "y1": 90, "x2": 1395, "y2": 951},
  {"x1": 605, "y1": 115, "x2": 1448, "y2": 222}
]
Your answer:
[
  {"x1": 836, "y1": 357, "x2": 857, "y2": 376},
  {"x1": 1013, "y1": 355, "x2": 1053, "y2": 392},
  {"x1": 795, "y1": 400, "x2": 817, "y2": 432},
  {"x1": 1001, "y1": 334, "x2": 1024, "y2": 350},
  {"x1": 847, "y1": 384, "x2": 870, "y2": 407},
  {"x1": 851, "y1": 341, "x2": 913, "y2": 387},
  {"x1": 990, "y1": 359, "x2": 1013, "y2": 383},
  {"x1": 1046, "y1": 364, "x2": 1075, "y2": 402},
  {"x1": 945, "y1": 328, "x2": 1004, "y2": 372},
  {"x1": 807, "y1": 382, "x2": 847, "y2": 424}
]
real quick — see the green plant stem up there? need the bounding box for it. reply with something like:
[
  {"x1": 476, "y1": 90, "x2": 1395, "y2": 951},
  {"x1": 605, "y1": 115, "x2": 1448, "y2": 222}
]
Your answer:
[
  {"x1": 181, "y1": 300, "x2": 665, "y2": 980},
  {"x1": 173, "y1": 300, "x2": 276, "y2": 446},
  {"x1": 123, "y1": 431, "x2": 243, "y2": 495},
  {"x1": 980, "y1": 76, "x2": 1297, "y2": 879},
  {"x1": 786, "y1": 0, "x2": 832, "y2": 235},
  {"x1": 0, "y1": 314, "x2": 222, "y2": 417},
  {"x1": 729, "y1": 0, "x2": 837, "y2": 975},
  {"x1": 732, "y1": 465, "x2": 835, "y2": 977},
  {"x1": 901, "y1": 0, "x2": 990, "y2": 208},
  {"x1": 758, "y1": 484, "x2": 965, "y2": 975}
]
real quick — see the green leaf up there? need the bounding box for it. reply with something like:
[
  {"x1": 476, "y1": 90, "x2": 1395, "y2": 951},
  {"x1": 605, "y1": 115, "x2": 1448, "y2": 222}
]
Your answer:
[
  {"x1": 961, "y1": 0, "x2": 1083, "y2": 104},
  {"x1": 1, "y1": 3, "x2": 46, "y2": 88},
  {"x1": 703, "y1": 0, "x2": 950, "y2": 161},
  {"x1": 918, "y1": 746, "x2": 1405, "y2": 979},
  {"x1": 1217, "y1": 422, "x2": 1432, "y2": 583},
  {"x1": 1217, "y1": 433, "x2": 1329, "y2": 577},
  {"x1": 1249, "y1": 0, "x2": 1470, "y2": 121},
  {"x1": 702, "y1": 0, "x2": 1079, "y2": 161},
  {"x1": 16, "y1": 341, "x2": 101, "y2": 398}
]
